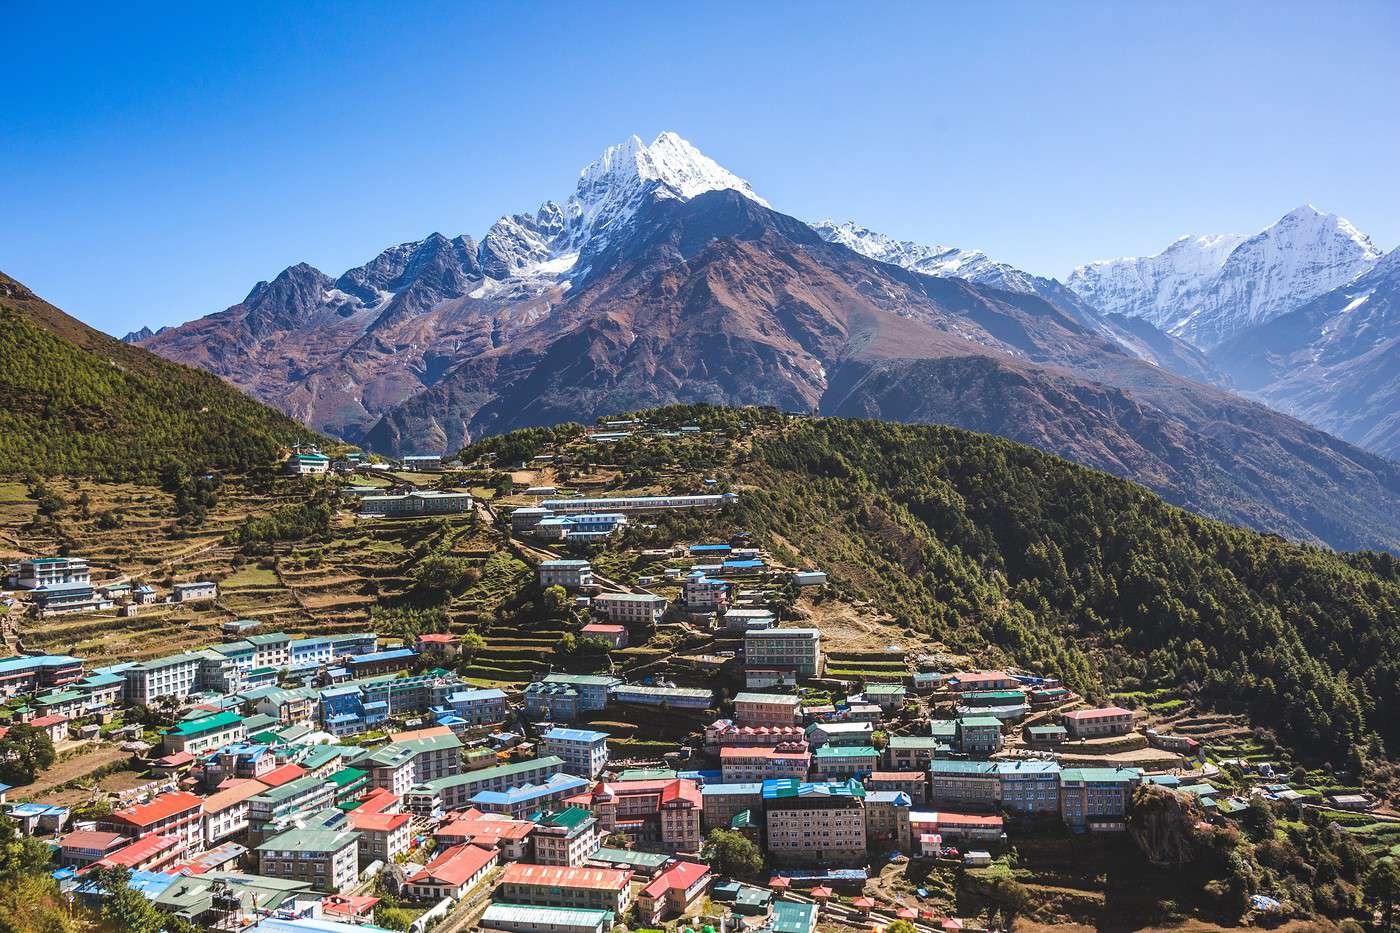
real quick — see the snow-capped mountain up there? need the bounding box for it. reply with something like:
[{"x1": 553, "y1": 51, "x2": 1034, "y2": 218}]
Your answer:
[
  {"x1": 813, "y1": 219, "x2": 1222, "y2": 383},
  {"x1": 478, "y1": 132, "x2": 767, "y2": 281},
  {"x1": 1068, "y1": 206, "x2": 1381, "y2": 349}
]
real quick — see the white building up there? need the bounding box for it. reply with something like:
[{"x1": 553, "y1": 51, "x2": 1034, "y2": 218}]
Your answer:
[
  {"x1": 683, "y1": 571, "x2": 727, "y2": 612},
  {"x1": 173, "y1": 581, "x2": 218, "y2": 603},
  {"x1": 15, "y1": 557, "x2": 90, "y2": 590},
  {"x1": 542, "y1": 728, "x2": 611, "y2": 779},
  {"x1": 539, "y1": 560, "x2": 593, "y2": 590},
  {"x1": 592, "y1": 593, "x2": 667, "y2": 625}
]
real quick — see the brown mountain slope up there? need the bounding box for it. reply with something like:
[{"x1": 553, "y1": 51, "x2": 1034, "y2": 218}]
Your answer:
[{"x1": 364, "y1": 191, "x2": 1400, "y2": 552}]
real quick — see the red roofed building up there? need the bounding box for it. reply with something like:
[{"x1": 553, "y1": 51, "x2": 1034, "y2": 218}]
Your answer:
[
  {"x1": 58, "y1": 830, "x2": 128, "y2": 867},
  {"x1": 259, "y1": 762, "x2": 308, "y2": 788},
  {"x1": 1062, "y1": 707, "x2": 1135, "y2": 739},
  {"x1": 101, "y1": 791, "x2": 203, "y2": 849},
  {"x1": 403, "y1": 843, "x2": 498, "y2": 901},
  {"x1": 350, "y1": 810, "x2": 413, "y2": 863},
  {"x1": 719, "y1": 746, "x2": 811, "y2": 783},
  {"x1": 908, "y1": 810, "x2": 1005, "y2": 845},
  {"x1": 433, "y1": 815, "x2": 535, "y2": 861},
  {"x1": 704, "y1": 719, "x2": 807, "y2": 750},
  {"x1": 416, "y1": 633, "x2": 461, "y2": 656},
  {"x1": 580, "y1": 624, "x2": 628, "y2": 649},
  {"x1": 322, "y1": 895, "x2": 380, "y2": 922},
  {"x1": 866, "y1": 772, "x2": 927, "y2": 806},
  {"x1": 637, "y1": 860, "x2": 711, "y2": 923},
  {"x1": 587, "y1": 779, "x2": 701, "y2": 853},
  {"x1": 351, "y1": 786, "x2": 401, "y2": 815},
  {"x1": 497, "y1": 863, "x2": 634, "y2": 914},
  {"x1": 28, "y1": 714, "x2": 68, "y2": 745},
  {"x1": 88, "y1": 834, "x2": 185, "y2": 872}
]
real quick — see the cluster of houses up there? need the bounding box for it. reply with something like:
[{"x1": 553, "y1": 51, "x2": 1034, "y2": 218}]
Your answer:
[
  {"x1": 2, "y1": 556, "x2": 215, "y2": 618},
  {"x1": 283, "y1": 449, "x2": 447, "y2": 477}
]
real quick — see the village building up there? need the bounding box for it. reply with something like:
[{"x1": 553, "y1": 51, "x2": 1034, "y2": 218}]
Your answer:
[
  {"x1": 763, "y1": 778, "x2": 867, "y2": 866},
  {"x1": 1059, "y1": 767, "x2": 1142, "y2": 831},
  {"x1": 585, "y1": 778, "x2": 702, "y2": 852},
  {"x1": 539, "y1": 560, "x2": 594, "y2": 590},
  {"x1": 579, "y1": 623, "x2": 628, "y2": 649},
  {"x1": 496, "y1": 864, "x2": 635, "y2": 915},
  {"x1": 543, "y1": 727, "x2": 610, "y2": 779},
  {"x1": 928, "y1": 761, "x2": 1001, "y2": 809},
  {"x1": 404, "y1": 843, "x2": 500, "y2": 901},
  {"x1": 412, "y1": 756, "x2": 565, "y2": 813},
  {"x1": 592, "y1": 592, "x2": 667, "y2": 626},
  {"x1": 885, "y1": 735, "x2": 950, "y2": 770},
  {"x1": 1062, "y1": 707, "x2": 1136, "y2": 739},
  {"x1": 348, "y1": 810, "x2": 413, "y2": 864},
  {"x1": 162, "y1": 710, "x2": 246, "y2": 756},
  {"x1": 812, "y1": 745, "x2": 880, "y2": 779},
  {"x1": 864, "y1": 790, "x2": 913, "y2": 853},
  {"x1": 101, "y1": 790, "x2": 204, "y2": 850},
  {"x1": 480, "y1": 904, "x2": 614, "y2": 933},
  {"x1": 744, "y1": 628, "x2": 822, "y2": 677},
  {"x1": 951, "y1": 671, "x2": 1019, "y2": 692},
  {"x1": 909, "y1": 810, "x2": 1006, "y2": 846},
  {"x1": 202, "y1": 779, "x2": 266, "y2": 844},
  {"x1": 700, "y1": 782, "x2": 764, "y2": 832},
  {"x1": 256, "y1": 827, "x2": 361, "y2": 893},
  {"x1": 682, "y1": 571, "x2": 729, "y2": 612},
  {"x1": 471, "y1": 774, "x2": 592, "y2": 820},
  {"x1": 173, "y1": 581, "x2": 218, "y2": 603},
  {"x1": 533, "y1": 807, "x2": 600, "y2": 867},
  {"x1": 864, "y1": 684, "x2": 906, "y2": 711},
  {"x1": 956, "y1": 716, "x2": 1004, "y2": 756},
  {"x1": 720, "y1": 746, "x2": 812, "y2": 783},
  {"x1": 866, "y1": 771, "x2": 927, "y2": 806},
  {"x1": 637, "y1": 860, "x2": 711, "y2": 924},
  {"x1": 733, "y1": 692, "x2": 803, "y2": 727},
  {"x1": 360, "y1": 490, "x2": 472, "y2": 517}
]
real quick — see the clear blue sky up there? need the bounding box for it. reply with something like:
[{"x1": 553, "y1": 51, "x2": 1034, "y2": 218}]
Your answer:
[{"x1": 5, "y1": 1, "x2": 1398, "y2": 336}]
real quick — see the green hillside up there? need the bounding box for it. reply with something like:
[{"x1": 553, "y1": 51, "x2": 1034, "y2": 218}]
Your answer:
[
  {"x1": 526, "y1": 404, "x2": 1400, "y2": 771},
  {"x1": 0, "y1": 273, "x2": 317, "y2": 479}
]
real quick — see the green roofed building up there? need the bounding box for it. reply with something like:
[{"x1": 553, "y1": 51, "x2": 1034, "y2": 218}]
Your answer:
[
  {"x1": 407, "y1": 755, "x2": 565, "y2": 813},
  {"x1": 256, "y1": 827, "x2": 360, "y2": 892},
  {"x1": 812, "y1": 745, "x2": 879, "y2": 779},
  {"x1": 162, "y1": 710, "x2": 245, "y2": 756},
  {"x1": 1059, "y1": 767, "x2": 1143, "y2": 831}
]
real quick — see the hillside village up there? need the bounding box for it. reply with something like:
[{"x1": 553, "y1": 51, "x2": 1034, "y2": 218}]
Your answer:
[{"x1": 0, "y1": 408, "x2": 1394, "y2": 932}]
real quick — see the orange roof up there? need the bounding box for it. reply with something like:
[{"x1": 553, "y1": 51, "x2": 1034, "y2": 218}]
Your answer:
[
  {"x1": 643, "y1": 860, "x2": 709, "y2": 899},
  {"x1": 435, "y1": 817, "x2": 534, "y2": 843},
  {"x1": 501, "y1": 862, "x2": 633, "y2": 891},
  {"x1": 29, "y1": 714, "x2": 68, "y2": 728},
  {"x1": 581, "y1": 624, "x2": 625, "y2": 634},
  {"x1": 408, "y1": 843, "x2": 497, "y2": 887},
  {"x1": 389, "y1": 724, "x2": 454, "y2": 742},
  {"x1": 109, "y1": 791, "x2": 203, "y2": 827},
  {"x1": 323, "y1": 895, "x2": 380, "y2": 917},
  {"x1": 1063, "y1": 706, "x2": 1133, "y2": 720},
  {"x1": 90, "y1": 834, "x2": 182, "y2": 869},
  {"x1": 720, "y1": 746, "x2": 809, "y2": 760},
  {"x1": 869, "y1": 771, "x2": 924, "y2": 782},
  {"x1": 417, "y1": 634, "x2": 456, "y2": 644},
  {"x1": 258, "y1": 763, "x2": 307, "y2": 787},
  {"x1": 355, "y1": 787, "x2": 401, "y2": 814},
  {"x1": 202, "y1": 778, "x2": 269, "y2": 813},
  {"x1": 351, "y1": 811, "x2": 412, "y2": 833},
  {"x1": 953, "y1": 671, "x2": 1012, "y2": 684}
]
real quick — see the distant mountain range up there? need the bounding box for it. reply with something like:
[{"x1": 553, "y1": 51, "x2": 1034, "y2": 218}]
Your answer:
[{"x1": 128, "y1": 132, "x2": 1400, "y2": 551}]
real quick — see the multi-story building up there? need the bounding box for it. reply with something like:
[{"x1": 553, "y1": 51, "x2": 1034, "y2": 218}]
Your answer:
[
  {"x1": 864, "y1": 790, "x2": 913, "y2": 853},
  {"x1": 543, "y1": 728, "x2": 610, "y2": 779},
  {"x1": 364, "y1": 744, "x2": 418, "y2": 797},
  {"x1": 586, "y1": 778, "x2": 702, "y2": 853},
  {"x1": 360, "y1": 490, "x2": 472, "y2": 517},
  {"x1": 951, "y1": 671, "x2": 1019, "y2": 692},
  {"x1": 471, "y1": 773, "x2": 591, "y2": 820},
  {"x1": 864, "y1": 684, "x2": 907, "y2": 711},
  {"x1": 102, "y1": 791, "x2": 204, "y2": 850},
  {"x1": 704, "y1": 720, "x2": 807, "y2": 752},
  {"x1": 538, "y1": 493, "x2": 735, "y2": 515},
  {"x1": 403, "y1": 843, "x2": 499, "y2": 900},
  {"x1": 479, "y1": 904, "x2": 613, "y2": 933},
  {"x1": 0, "y1": 654, "x2": 84, "y2": 697},
  {"x1": 682, "y1": 572, "x2": 728, "y2": 612},
  {"x1": 1062, "y1": 707, "x2": 1135, "y2": 740},
  {"x1": 256, "y1": 828, "x2": 361, "y2": 893},
  {"x1": 121, "y1": 652, "x2": 204, "y2": 704},
  {"x1": 996, "y1": 761, "x2": 1062, "y2": 816},
  {"x1": 866, "y1": 771, "x2": 927, "y2": 806},
  {"x1": 611, "y1": 684, "x2": 713, "y2": 709},
  {"x1": 57, "y1": 830, "x2": 128, "y2": 867},
  {"x1": 525, "y1": 674, "x2": 618, "y2": 720},
  {"x1": 201, "y1": 779, "x2": 265, "y2": 844},
  {"x1": 523, "y1": 682, "x2": 581, "y2": 721},
  {"x1": 763, "y1": 779, "x2": 867, "y2": 866},
  {"x1": 411, "y1": 756, "x2": 565, "y2": 813},
  {"x1": 434, "y1": 814, "x2": 535, "y2": 861},
  {"x1": 812, "y1": 745, "x2": 879, "y2": 780},
  {"x1": 637, "y1": 860, "x2": 711, "y2": 924},
  {"x1": 246, "y1": 633, "x2": 292, "y2": 669},
  {"x1": 539, "y1": 560, "x2": 594, "y2": 590},
  {"x1": 211, "y1": 640, "x2": 256, "y2": 671},
  {"x1": 885, "y1": 736, "x2": 949, "y2": 771},
  {"x1": 1059, "y1": 767, "x2": 1142, "y2": 831},
  {"x1": 534, "y1": 807, "x2": 600, "y2": 867},
  {"x1": 927, "y1": 761, "x2": 1001, "y2": 809},
  {"x1": 908, "y1": 810, "x2": 1006, "y2": 846},
  {"x1": 162, "y1": 711, "x2": 246, "y2": 756},
  {"x1": 396, "y1": 731, "x2": 463, "y2": 782},
  {"x1": 733, "y1": 692, "x2": 802, "y2": 727},
  {"x1": 440, "y1": 687, "x2": 510, "y2": 725},
  {"x1": 256, "y1": 687, "x2": 318, "y2": 725},
  {"x1": 744, "y1": 629, "x2": 822, "y2": 677},
  {"x1": 956, "y1": 716, "x2": 1004, "y2": 756},
  {"x1": 496, "y1": 864, "x2": 635, "y2": 915},
  {"x1": 349, "y1": 810, "x2": 413, "y2": 864},
  {"x1": 719, "y1": 746, "x2": 812, "y2": 783},
  {"x1": 592, "y1": 593, "x2": 667, "y2": 626},
  {"x1": 579, "y1": 624, "x2": 628, "y2": 648},
  {"x1": 284, "y1": 452, "x2": 330, "y2": 475},
  {"x1": 15, "y1": 557, "x2": 91, "y2": 589},
  {"x1": 805, "y1": 721, "x2": 874, "y2": 748},
  {"x1": 247, "y1": 776, "x2": 336, "y2": 838},
  {"x1": 700, "y1": 782, "x2": 764, "y2": 832}
]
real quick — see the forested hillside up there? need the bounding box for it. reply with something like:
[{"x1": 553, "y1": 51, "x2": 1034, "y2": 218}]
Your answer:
[
  {"x1": 0, "y1": 273, "x2": 317, "y2": 479},
  {"x1": 560, "y1": 405, "x2": 1400, "y2": 770}
]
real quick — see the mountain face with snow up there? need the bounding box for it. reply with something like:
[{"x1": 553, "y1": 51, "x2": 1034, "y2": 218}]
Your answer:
[
  {"x1": 1211, "y1": 246, "x2": 1400, "y2": 459},
  {"x1": 1068, "y1": 206, "x2": 1381, "y2": 350},
  {"x1": 133, "y1": 132, "x2": 1400, "y2": 552},
  {"x1": 814, "y1": 220, "x2": 1222, "y2": 384}
]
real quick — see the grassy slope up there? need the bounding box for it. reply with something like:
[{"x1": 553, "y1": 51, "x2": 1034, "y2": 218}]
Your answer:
[{"x1": 0, "y1": 272, "x2": 317, "y2": 479}]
